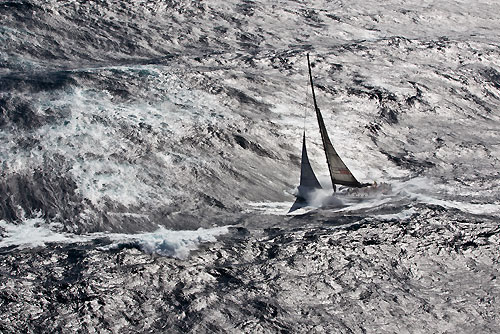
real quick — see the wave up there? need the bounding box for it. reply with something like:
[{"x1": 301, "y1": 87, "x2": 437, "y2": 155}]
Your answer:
[
  {"x1": 1, "y1": 0, "x2": 499, "y2": 234},
  {"x1": 0, "y1": 213, "x2": 229, "y2": 258}
]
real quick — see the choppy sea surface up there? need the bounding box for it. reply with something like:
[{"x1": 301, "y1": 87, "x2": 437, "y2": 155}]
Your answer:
[{"x1": 1, "y1": 1, "x2": 499, "y2": 332}]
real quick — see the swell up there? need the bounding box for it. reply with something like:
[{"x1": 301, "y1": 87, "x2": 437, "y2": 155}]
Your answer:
[{"x1": 1, "y1": 1, "x2": 499, "y2": 233}]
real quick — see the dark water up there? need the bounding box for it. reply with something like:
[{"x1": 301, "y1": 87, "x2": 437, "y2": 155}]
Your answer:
[{"x1": 1, "y1": 1, "x2": 499, "y2": 332}]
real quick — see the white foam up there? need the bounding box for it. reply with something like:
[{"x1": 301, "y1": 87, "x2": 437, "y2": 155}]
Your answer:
[
  {"x1": 246, "y1": 187, "x2": 346, "y2": 216},
  {"x1": 308, "y1": 188, "x2": 345, "y2": 208},
  {"x1": 245, "y1": 201, "x2": 293, "y2": 215},
  {"x1": 0, "y1": 216, "x2": 229, "y2": 259},
  {"x1": 411, "y1": 194, "x2": 500, "y2": 217},
  {"x1": 100, "y1": 226, "x2": 229, "y2": 259},
  {"x1": 394, "y1": 177, "x2": 500, "y2": 217},
  {"x1": 331, "y1": 194, "x2": 394, "y2": 213},
  {"x1": 375, "y1": 208, "x2": 417, "y2": 221},
  {"x1": 0, "y1": 215, "x2": 88, "y2": 248}
]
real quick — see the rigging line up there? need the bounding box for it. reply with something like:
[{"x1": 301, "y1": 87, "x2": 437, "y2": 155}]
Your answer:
[
  {"x1": 303, "y1": 88, "x2": 307, "y2": 134},
  {"x1": 303, "y1": 55, "x2": 312, "y2": 135}
]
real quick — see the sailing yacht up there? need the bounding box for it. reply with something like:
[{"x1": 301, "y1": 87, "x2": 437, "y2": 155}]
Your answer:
[{"x1": 289, "y1": 54, "x2": 370, "y2": 213}]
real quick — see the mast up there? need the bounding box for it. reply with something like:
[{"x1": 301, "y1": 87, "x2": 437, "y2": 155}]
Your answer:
[
  {"x1": 307, "y1": 53, "x2": 363, "y2": 190},
  {"x1": 307, "y1": 54, "x2": 336, "y2": 192}
]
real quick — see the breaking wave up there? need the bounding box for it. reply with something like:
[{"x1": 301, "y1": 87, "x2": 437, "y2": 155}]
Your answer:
[{"x1": 0, "y1": 214, "x2": 229, "y2": 259}]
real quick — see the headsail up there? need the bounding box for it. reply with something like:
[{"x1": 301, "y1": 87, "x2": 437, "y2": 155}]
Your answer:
[
  {"x1": 306, "y1": 54, "x2": 363, "y2": 191},
  {"x1": 288, "y1": 131, "x2": 322, "y2": 213},
  {"x1": 298, "y1": 131, "x2": 322, "y2": 193}
]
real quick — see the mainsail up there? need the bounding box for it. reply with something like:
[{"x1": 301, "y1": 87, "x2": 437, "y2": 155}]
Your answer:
[
  {"x1": 306, "y1": 54, "x2": 364, "y2": 191},
  {"x1": 289, "y1": 54, "x2": 367, "y2": 213}
]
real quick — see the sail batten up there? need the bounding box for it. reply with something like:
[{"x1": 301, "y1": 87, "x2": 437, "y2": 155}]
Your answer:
[{"x1": 306, "y1": 54, "x2": 362, "y2": 190}]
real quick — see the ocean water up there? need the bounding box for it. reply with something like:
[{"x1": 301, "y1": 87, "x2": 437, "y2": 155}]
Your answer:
[{"x1": 1, "y1": 1, "x2": 499, "y2": 333}]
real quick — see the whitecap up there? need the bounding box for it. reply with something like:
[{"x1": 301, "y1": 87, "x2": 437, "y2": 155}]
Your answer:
[{"x1": 0, "y1": 216, "x2": 229, "y2": 259}]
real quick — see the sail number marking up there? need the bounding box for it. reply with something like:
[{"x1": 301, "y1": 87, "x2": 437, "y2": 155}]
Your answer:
[{"x1": 332, "y1": 168, "x2": 351, "y2": 175}]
